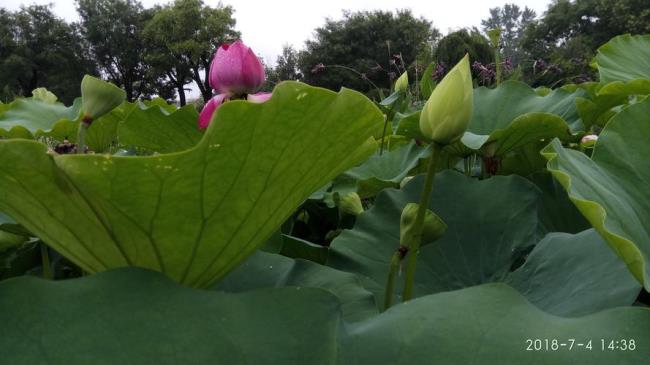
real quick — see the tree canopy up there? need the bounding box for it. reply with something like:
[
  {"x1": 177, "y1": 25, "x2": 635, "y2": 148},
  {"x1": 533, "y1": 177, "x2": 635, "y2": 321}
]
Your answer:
[
  {"x1": 142, "y1": 0, "x2": 239, "y2": 105},
  {"x1": 481, "y1": 4, "x2": 536, "y2": 65},
  {"x1": 521, "y1": 0, "x2": 650, "y2": 86},
  {"x1": 76, "y1": 0, "x2": 156, "y2": 101},
  {"x1": 0, "y1": 5, "x2": 95, "y2": 104},
  {"x1": 298, "y1": 10, "x2": 439, "y2": 93}
]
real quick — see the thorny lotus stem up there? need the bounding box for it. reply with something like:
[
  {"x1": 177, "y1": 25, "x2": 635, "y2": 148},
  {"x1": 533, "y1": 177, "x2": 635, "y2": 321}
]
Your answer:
[
  {"x1": 379, "y1": 115, "x2": 390, "y2": 155},
  {"x1": 495, "y1": 50, "x2": 502, "y2": 86},
  {"x1": 76, "y1": 117, "x2": 91, "y2": 154},
  {"x1": 402, "y1": 143, "x2": 440, "y2": 301},
  {"x1": 40, "y1": 242, "x2": 52, "y2": 280},
  {"x1": 384, "y1": 248, "x2": 404, "y2": 310}
]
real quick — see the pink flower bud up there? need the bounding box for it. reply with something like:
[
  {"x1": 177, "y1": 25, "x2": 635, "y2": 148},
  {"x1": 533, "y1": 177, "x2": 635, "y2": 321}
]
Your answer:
[
  {"x1": 209, "y1": 40, "x2": 265, "y2": 95},
  {"x1": 581, "y1": 134, "x2": 598, "y2": 144},
  {"x1": 198, "y1": 93, "x2": 228, "y2": 130},
  {"x1": 246, "y1": 92, "x2": 272, "y2": 103}
]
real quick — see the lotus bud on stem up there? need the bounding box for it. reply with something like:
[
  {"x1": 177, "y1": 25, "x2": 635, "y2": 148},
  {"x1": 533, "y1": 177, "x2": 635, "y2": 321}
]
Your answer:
[
  {"x1": 384, "y1": 179, "x2": 448, "y2": 309},
  {"x1": 76, "y1": 75, "x2": 126, "y2": 154},
  {"x1": 488, "y1": 28, "x2": 502, "y2": 85},
  {"x1": 393, "y1": 54, "x2": 472, "y2": 303},
  {"x1": 401, "y1": 145, "x2": 441, "y2": 301}
]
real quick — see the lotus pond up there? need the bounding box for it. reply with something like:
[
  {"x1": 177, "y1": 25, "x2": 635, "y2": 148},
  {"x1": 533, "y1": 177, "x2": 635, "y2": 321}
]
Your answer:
[{"x1": 1, "y1": 34, "x2": 650, "y2": 364}]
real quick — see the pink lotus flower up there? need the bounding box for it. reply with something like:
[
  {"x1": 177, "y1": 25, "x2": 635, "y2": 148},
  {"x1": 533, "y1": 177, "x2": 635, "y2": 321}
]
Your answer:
[
  {"x1": 198, "y1": 93, "x2": 228, "y2": 130},
  {"x1": 209, "y1": 40, "x2": 265, "y2": 96}
]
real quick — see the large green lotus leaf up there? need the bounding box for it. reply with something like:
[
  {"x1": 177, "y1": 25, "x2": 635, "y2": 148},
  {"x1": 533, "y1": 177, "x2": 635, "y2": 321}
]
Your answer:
[
  {"x1": 470, "y1": 80, "x2": 585, "y2": 134},
  {"x1": 0, "y1": 82, "x2": 383, "y2": 287},
  {"x1": 543, "y1": 99, "x2": 650, "y2": 290},
  {"x1": 0, "y1": 97, "x2": 82, "y2": 134},
  {"x1": 394, "y1": 110, "x2": 426, "y2": 140},
  {"x1": 1, "y1": 268, "x2": 649, "y2": 364},
  {"x1": 574, "y1": 82, "x2": 629, "y2": 129},
  {"x1": 343, "y1": 283, "x2": 650, "y2": 364},
  {"x1": 0, "y1": 212, "x2": 14, "y2": 227},
  {"x1": 529, "y1": 172, "x2": 590, "y2": 234},
  {"x1": 217, "y1": 251, "x2": 377, "y2": 322},
  {"x1": 118, "y1": 103, "x2": 202, "y2": 153},
  {"x1": 0, "y1": 268, "x2": 343, "y2": 364},
  {"x1": 329, "y1": 140, "x2": 431, "y2": 198},
  {"x1": 504, "y1": 229, "x2": 639, "y2": 316},
  {"x1": 593, "y1": 34, "x2": 650, "y2": 95},
  {"x1": 329, "y1": 171, "x2": 639, "y2": 316},
  {"x1": 461, "y1": 112, "x2": 573, "y2": 154},
  {"x1": 499, "y1": 140, "x2": 549, "y2": 176}
]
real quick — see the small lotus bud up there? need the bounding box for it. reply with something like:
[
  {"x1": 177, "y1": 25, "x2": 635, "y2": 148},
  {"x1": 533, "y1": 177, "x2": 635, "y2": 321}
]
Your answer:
[
  {"x1": 80, "y1": 75, "x2": 126, "y2": 122},
  {"x1": 580, "y1": 134, "x2": 598, "y2": 148},
  {"x1": 394, "y1": 71, "x2": 408, "y2": 92},
  {"x1": 487, "y1": 28, "x2": 501, "y2": 49},
  {"x1": 338, "y1": 192, "x2": 364, "y2": 216},
  {"x1": 419, "y1": 54, "x2": 473, "y2": 145},
  {"x1": 400, "y1": 203, "x2": 447, "y2": 248}
]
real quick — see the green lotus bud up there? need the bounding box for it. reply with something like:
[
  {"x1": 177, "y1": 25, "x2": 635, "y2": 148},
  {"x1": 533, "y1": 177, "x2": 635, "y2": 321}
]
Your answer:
[
  {"x1": 80, "y1": 75, "x2": 126, "y2": 123},
  {"x1": 394, "y1": 71, "x2": 408, "y2": 92},
  {"x1": 338, "y1": 192, "x2": 364, "y2": 216},
  {"x1": 419, "y1": 54, "x2": 473, "y2": 145},
  {"x1": 487, "y1": 28, "x2": 501, "y2": 49},
  {"x1": 31, "y1": 88, "x2": 58, "y2": 104},
  {"x1": 400, "y1": 203, "x2": 447, "y2": 248}
]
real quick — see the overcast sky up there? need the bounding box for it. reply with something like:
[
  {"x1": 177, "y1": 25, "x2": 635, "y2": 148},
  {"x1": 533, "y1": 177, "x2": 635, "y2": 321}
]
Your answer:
[{"x1": 4, "y1": 0, "x2": 552, "y2": 65}]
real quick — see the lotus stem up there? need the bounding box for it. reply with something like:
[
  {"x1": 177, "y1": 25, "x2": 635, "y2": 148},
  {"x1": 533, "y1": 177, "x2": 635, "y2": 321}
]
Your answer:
[
  {"x1": 495, "y1": 50, "x2": 502, "y2": 86},
  {"x1": 76, "y1": 118, "x2": 90, "y2": 154},
  {"x1": 384, "y1": 250, "x2": 402, "y2": 310},
  {"x1": 40, "y1": 242, "x2": 52, "y2": 280},
  {"x1": 402, "y1": 144, "x2": 440, "y2": 301}
]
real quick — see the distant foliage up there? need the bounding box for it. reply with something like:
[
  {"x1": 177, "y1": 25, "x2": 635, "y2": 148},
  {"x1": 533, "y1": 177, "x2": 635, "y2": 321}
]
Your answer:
[
  {"x1": 275, "y1": 45, "x2": 302, "y2": 82},
  {"x1": 298, "y1": 10, "x2": 439, "y2": 93},
  {"x1": 142, "y1": 0, "x2": 239, "y2": 105},
  {"x1": 434, "y1": 29, "x2": 494, "y2": 83},
  {"x1": 0, "y1": 6, "x2": 95, "y2": 104},
  {"x1": 481, "y1": 4, "x2": 536, "y2": 65},
  {"x1": 520, "y1": 0, "x2": 650, "y2": 86}
]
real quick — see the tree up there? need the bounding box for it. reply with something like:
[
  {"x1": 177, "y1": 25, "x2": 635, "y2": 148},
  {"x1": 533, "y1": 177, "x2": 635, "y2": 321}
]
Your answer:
[
  {"x1": 521, "y1": 0, "x2": 650, "y2": 86},
  {"x1": 0, "y1": 5, "x2": 95, "y2": 103},
  {"x1": 143, "y1": 0, "x2": 239, "y2": 105},
  {"x1": 298, "y1": 10, "x2": 439, "y2": 93},
  {"x1": 275, "y1": 45, "x2": 302, "y2": 82},
  {"x1": 435, "y1": 29, "x2": 493, "y2": 75},
  {"x1": 76, "y1": 0, "x2": 157, "y2": 101},
  {"x1": 481, "y1": 4, "x2": 536, "y2": 65}
]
